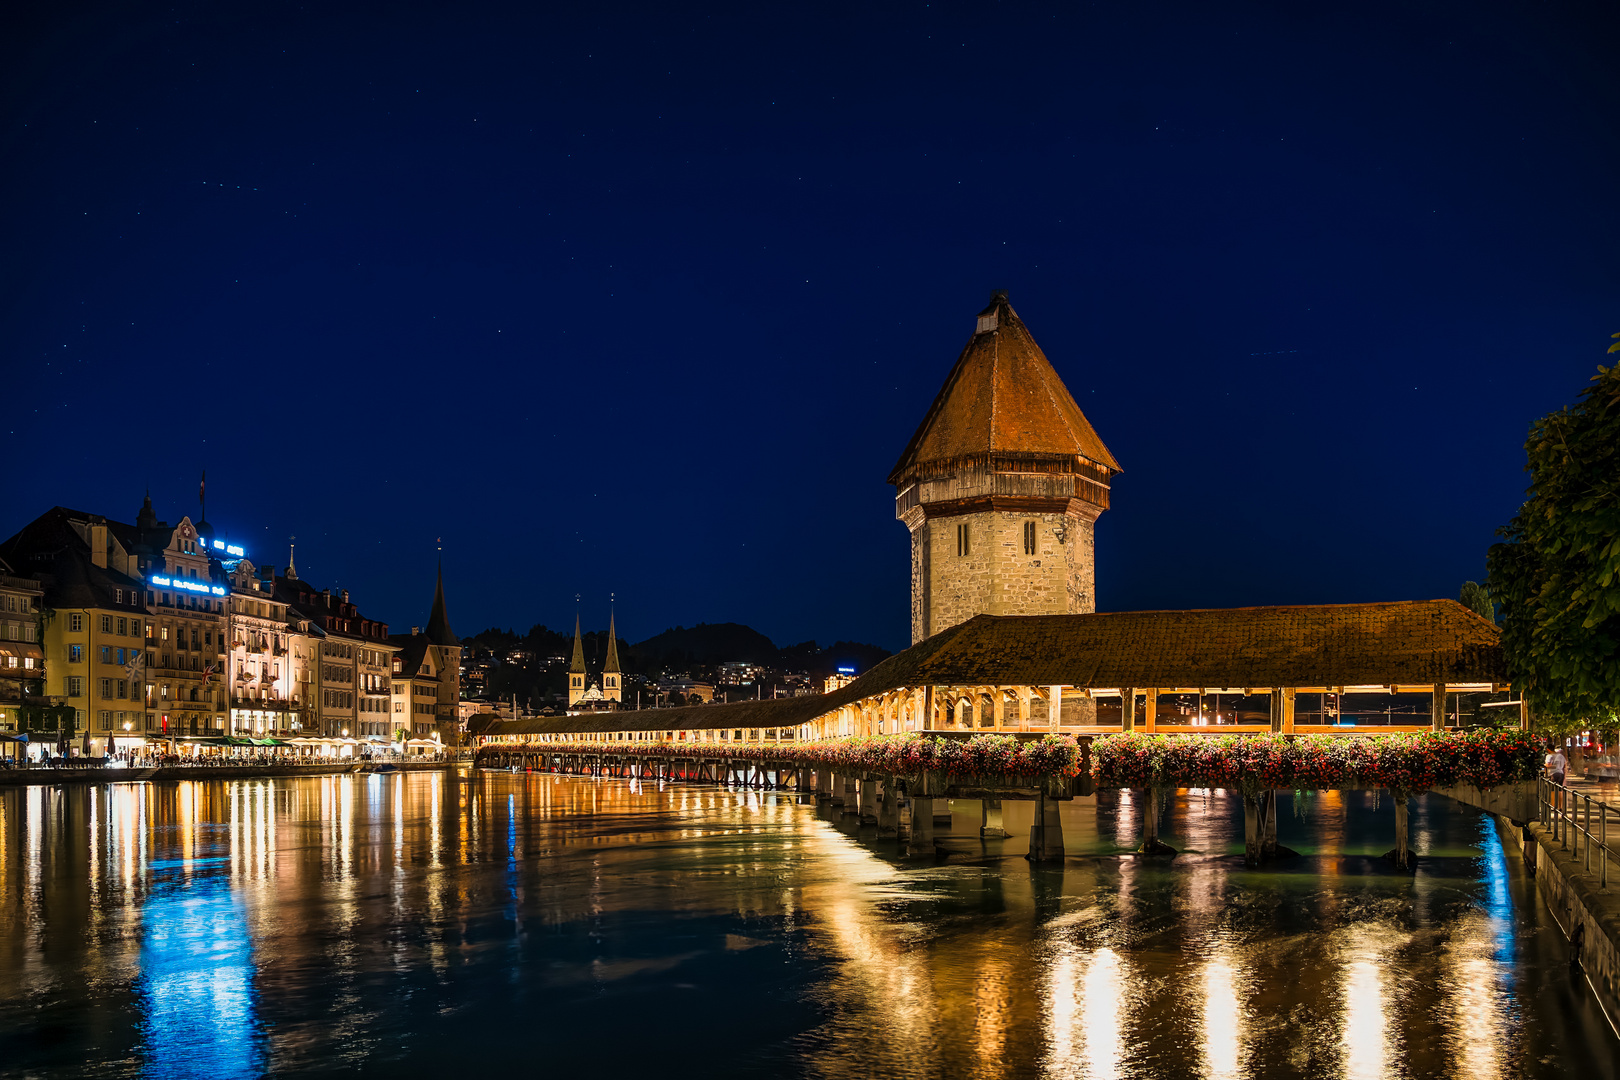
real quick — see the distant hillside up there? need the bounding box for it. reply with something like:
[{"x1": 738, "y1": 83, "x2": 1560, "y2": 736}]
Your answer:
[
  {"x1": 630, "y1": 622, "x2": 778, "y2": 668},
  {"x1": 464, "y1": 620, "x2": 892, "y2": 680},
  {"x1": 628, "y1": 623, "x2": 890, "y2": 677}
]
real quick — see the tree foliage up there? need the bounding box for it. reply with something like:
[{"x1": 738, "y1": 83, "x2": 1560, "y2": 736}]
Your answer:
[
  {"x1": 1458, "y1": 580, "x2": 1495, "y2": 623},
  {"x1": 1486, "y1": 360, "x2": 1620, "y2": 730}
]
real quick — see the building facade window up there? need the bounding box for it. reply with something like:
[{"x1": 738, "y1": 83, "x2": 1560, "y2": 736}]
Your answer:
[
  {"x1": 1023, "y1": 521, "x2": 1037, "y2": 555},
  {"x1": 68, "y1": 645, "x2": 83, "y2": 663},
  {"x1": 956, "y1": 522, "x2": 970, "y2": 557},
  {"x1": 101, "y1": 615, "x2": 113, "y2": 634},
  {"x1": 69, "y1": 613, "x2": 84, "y2": 633},
  {"x1": 67, "y1": 677, "x2": 84, "y2": 697}
]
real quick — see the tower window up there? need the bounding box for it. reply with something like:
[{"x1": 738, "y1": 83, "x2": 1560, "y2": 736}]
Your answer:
[
  {"x1": 956, "y1": 523, "x2": 970, "y2": 557},
  {"x1": 1023, "y1": 521, "x2": 1036, "y2": 555}
]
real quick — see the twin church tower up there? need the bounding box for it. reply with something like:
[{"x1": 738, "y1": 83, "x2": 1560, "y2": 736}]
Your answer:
[
  {"x1": 567, "y1": 608, "x2": 621, "y2": 707},
  {"x1": 891, "y1": 291, "x2": 1119, "y2": 645}
]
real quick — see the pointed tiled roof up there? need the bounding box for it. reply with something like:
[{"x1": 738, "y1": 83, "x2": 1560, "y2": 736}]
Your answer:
[
  {"x1": 604, "y1": 608, "x2": 621, "y2": 673},
  {"x1": 889, "y1": 292, "x2": 1119, "y2": 485},
  {"x1": 424, "y1": 564, "x2": 457, "y2": 647},
  {"x1": 570, "y1": 614, "x2": 587, "y2": 674}
]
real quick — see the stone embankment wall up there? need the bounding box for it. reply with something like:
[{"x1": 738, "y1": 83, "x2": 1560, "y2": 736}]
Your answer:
[
  {"x1": 1496, "y1": 814, "x2": 1620, "y2": 1036},
  {"x1": 0, "y1": 760, "x2": 457, "y2": 786}
]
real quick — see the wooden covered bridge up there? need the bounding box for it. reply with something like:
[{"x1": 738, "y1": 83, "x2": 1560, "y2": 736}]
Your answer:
[{"x1": 475, "y1": 599, "x2": 1519, "y2": 864}]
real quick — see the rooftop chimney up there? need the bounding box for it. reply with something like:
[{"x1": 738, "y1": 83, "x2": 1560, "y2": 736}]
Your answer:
[{"x1": 411, "y1": 626, "x2": 421, "y2": 636}]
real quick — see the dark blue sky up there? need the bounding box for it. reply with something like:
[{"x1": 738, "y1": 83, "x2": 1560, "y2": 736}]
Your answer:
[{"x1": 5, "y1": 1, "x2": 1618, "y2": 652}]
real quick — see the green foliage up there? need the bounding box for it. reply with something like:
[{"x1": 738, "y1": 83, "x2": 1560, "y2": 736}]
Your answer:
[
  {"x1": 1487, "y1": 361, "x2": 1620, "y2": 731},
  {"x1": 1458, "y1": 581, "x2": 1495, "y2": 622}
]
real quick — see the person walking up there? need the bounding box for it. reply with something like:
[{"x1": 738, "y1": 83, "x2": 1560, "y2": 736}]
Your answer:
[{"x1": 1546, "y1": 743, "x2": 1569, "y2": 787}]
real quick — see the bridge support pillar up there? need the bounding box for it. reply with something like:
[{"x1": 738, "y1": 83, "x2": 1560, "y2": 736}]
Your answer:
[
  {"x1": 1027, "y1": 790, "x2": 1065, "y2": 863},
  {"x1": 1243, "y1": 795, "x2": 1261, "y2": 865},
  {"x1": 980, "y1": 799, "x2": 1007, "y2": 839},
  {"x1": 841, "y1": 775, "x2": 861, "y2": 816},
  {"x1": 859, "y1": 778, "x2": 879, "y2": 825},
  {"x1": 815, "y1": 770, "x2": 832, "y2": 801},
  {"x1": 1385, "y1": 791, "x2": 1412, "y2": 870},
  {"x1": 828, "y1": 772, "x2": 846, "y2": 807},
  {"x1": 1139, "y1": 787, "x2": 1176, "y2": 855},
  {"x1": 877, "y1": 780, "x2": 900, "y2": 837},
  {"x1": 907, "y1": 796, "x2": 936, "y2": 856}
]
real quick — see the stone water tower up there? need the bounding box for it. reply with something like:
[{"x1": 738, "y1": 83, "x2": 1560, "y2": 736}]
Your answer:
[{"x1": 890, "y1": 292, "x2": 1120, "y2": 644}]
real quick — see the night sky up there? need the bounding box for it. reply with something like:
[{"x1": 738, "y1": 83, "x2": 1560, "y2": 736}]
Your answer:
[{"x1": 5, "y1": 1, "x2": 1618, "y2": 652}]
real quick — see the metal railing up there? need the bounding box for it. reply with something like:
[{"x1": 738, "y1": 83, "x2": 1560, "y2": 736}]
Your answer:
[{"x1": 1538, "y1": 776, "x2": 1613, "y2": 887}]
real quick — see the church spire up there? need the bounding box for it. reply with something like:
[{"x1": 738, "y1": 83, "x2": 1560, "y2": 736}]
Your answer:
[
  {"x1": 424, "y1": 559, "x2": 457, "y2": 646},
  {"x1": 567, "y1": 609, "x2": 587, "y2": 706},
  {"x1": 602, "y1": 599, "x2": 622, "y2": 703},
  {"x1": 569, "y1": 613, "x2": 586, "y2": 674},
  {"x1": 604, "y1": 602, "x2": 621, "y2": 674}
]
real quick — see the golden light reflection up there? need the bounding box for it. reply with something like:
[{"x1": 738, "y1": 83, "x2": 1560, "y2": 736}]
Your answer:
[
  {"x1": 1081, "y1": 948, "x2": 1124, "y2": 1079},
  {"x1": 1339, "y1": 930, "x2": 1390, "y2": 1080},
  {"x1": 1201, "y1": 954, "x2": 1242, "y2": 1080},
  {"x1": 1438, "y1": 910, "x2": 1507, "y2": 1080},
  {"x1": 1044, "y1": 942, "x2": 1126, "y2": 1079}
]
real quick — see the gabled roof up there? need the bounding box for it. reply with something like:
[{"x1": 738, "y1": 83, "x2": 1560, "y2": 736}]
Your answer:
[
  {"x1": 388, "y1": 632, "x2": 434, "y2": 677},
  {"x1": 483, "y1": 600, "x2": 1504, "y2": 736},
  {"x1": 889, "y1": 292, "x2": 1119, "y2": 485},
  {"x1": 41, "y1": 547, "x2": 148, "y2": 614},
  {"x1": 0, "y1": 506, "x2": 102, "y2": 571}
]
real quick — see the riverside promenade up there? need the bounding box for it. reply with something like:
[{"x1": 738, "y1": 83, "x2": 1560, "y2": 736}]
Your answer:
[{"x1": 0, "y1": 759, "x2": 463, "y2": 786}]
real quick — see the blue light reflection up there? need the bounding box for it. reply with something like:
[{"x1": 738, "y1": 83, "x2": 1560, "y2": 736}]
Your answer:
[{"x1": 138, "y1": 872, "x2": 261, "y2": 1079}]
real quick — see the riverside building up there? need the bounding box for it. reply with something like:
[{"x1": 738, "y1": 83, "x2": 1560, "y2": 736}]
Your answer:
[
  {"x1": 387, "y1": 567, "x2": 462, "y2": 752},
  {"x1": 0, "y1": 555, "x2": 47, "y2": 747},
  {"x1": 0, "y1": 495, "x2": 459, "y2": 757}
]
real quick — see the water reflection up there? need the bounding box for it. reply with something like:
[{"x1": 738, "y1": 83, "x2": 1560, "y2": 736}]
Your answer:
[
  {"x1": 0, "y1": 778, "x2": 1612, "y2": 1079},
  {"x1": 139, "y1": 875, "x2": 259, "y2": 1079},
  {"x1": 1339, "y1": 929, "x2": 1390, "y2": 1080},
  {"x1": 1202, "y1": 953, "x2": 1242, "y2": 1080}
]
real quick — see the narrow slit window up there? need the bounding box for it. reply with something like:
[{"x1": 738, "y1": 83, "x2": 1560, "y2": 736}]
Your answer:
[
  {"x1": 1023, "y1": 521, "x2": 1037, "y2": 555},
  {"x1": 956, "y1": 522, "x2": 971, "y2": 557}
]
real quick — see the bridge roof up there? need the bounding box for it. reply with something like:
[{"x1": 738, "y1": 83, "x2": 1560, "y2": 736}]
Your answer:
[{"x1": 483, "y1": 599, "x2": 1504, "y2": 737}]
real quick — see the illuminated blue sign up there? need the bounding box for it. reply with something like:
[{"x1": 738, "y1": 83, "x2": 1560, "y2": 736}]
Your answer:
[
  {"x1": 837, "y1": 666, "x2": 855, "y2": 675},
  {"x1": 150, "y1": 576, "x2": 227, "y2": 597},
  {"x1": 210, "y1": 539, "x2": 246, "y2": 557}
]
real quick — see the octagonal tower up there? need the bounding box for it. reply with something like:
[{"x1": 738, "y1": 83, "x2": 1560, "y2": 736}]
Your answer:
[{"x1": 890, "y1": 292, "x2": 1120, "y2": 644}]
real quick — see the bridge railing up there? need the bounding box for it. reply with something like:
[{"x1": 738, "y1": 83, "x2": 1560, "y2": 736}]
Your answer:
[{"x1": 1539, "y1": 776, "x2": 1613, "y2": 887}]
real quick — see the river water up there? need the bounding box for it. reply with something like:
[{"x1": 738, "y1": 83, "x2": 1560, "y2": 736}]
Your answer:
[{"x1": 0, "y1": 771, "x2": 1613, "y2": 1079}]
